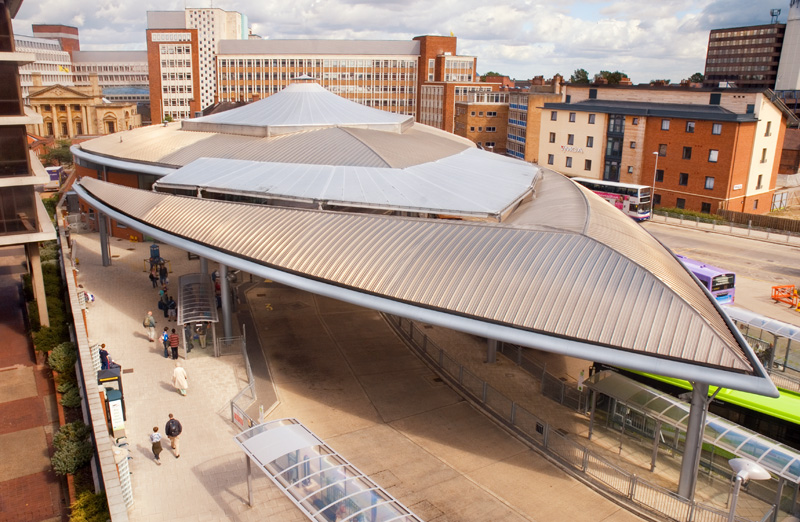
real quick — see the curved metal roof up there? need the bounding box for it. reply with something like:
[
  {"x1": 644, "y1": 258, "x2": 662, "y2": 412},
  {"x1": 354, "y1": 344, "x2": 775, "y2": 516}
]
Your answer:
[
  {"x1": 182, "y1": 83, "x2": 414, "y2": 137},
  {"x1": 152, "y1": 148, "x2": 537, "y2": 219},
  {"x1": 74, "y1": 175, "x2": 777, "y2": 396}
]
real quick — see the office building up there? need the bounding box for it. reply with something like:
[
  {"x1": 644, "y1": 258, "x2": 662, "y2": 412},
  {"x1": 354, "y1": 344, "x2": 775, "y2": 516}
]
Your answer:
[
  {"x1": 15, "y1": 34, "x2": 73, "y2": 102},
  {"x1": 539, "y1": 84, "x2": 797, "y2": 214},
  {"x1": 703, "y1": 22, "x2": 784, "y2": 89},
  {"x1": 454, "y1": 92, "x2": 509, "y2": 153},
  {"x1": 146, "y1": 8, "x2": 247, "y2": 122},
  {"x1": 72, "y1": 50, "x2": 149, "y2": 104}
]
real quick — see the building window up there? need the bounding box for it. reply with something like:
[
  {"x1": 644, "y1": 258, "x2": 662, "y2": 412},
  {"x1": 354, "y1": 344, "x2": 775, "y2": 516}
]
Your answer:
[
  {"x1": 760, "y1": 148, "x2": 767, "y2": 163},
  {"x1": 588, "y1": 114, "x2": 596, "y2": 124},
  {"x1": 565, "y1": 157, "x2": 573, "y2": 168},
  {"x1": 661, "y1": 119, "x2": 670, "y2": 130},
  {"x1": 679, "y1": 173, "x2": 689, "y2": 186},
  {"x1": 46, "y1": 122, "x2": 54, "y2": 135},
  {"x1": 658, "y1": 144, "x2": 667, "y2": 156},
  {"x1": 682, "y1": 147, "x2": 692, "y2": 160},
  {"x1": 106, "y1": 121, "x2": 115, "y2": 133},
  {"x1": 686, "y1": 121, "x2": 695, "y2": 133},
  {"x1": 654, "y1": 194, "x2": 661, "y2": 205},
  {"x1": 485, "y1": 141, "x2": 495, "y2": 148},
  {"x1": 549, "y1": 132, "x2": 556, "y2": 143},
  {"x1": 486, "y1": 126, "x2": 496, "y2": 132},
  {"x1": 655, "y1": 169, "x2": 664, "y2": 182},
  {"x1": 765, "y1": 121, "x2": 772, "y2": 136},
  {"x1": 569, "y1": 112, "x2": 576, "y2": 122},
  {"x1": 712, "y1": 123, "x2": 722, "y2": 135},
  {"x1": 627, "y1": 166, "x2": 633, "y2": 173},
  {"x1": 60, "y1": 122, "x2": 68, "y2": 135},
  {"x1": 547, "y1": 154, "x2": 554, "y2": 165},
  {"x1": 756, "y1": 174, "x2": 763, "y2": 189},
  {"x1": 469, "y1": 126, "x2": 475, "y2": 132},
  {"x1": 487, "y1": 111, "x2": 497, "y2": 117},
  {"x1": 585, "y1": 159, "x2": 592, "y2": 171},
  {"x1": 42, "y1": 104, "x2": 51, "y2": 111},
  {"x1": 630, "y1": 141, "x2": 636, "y2": 149},
  {"x1": 551, "y1": 111, "x2": 557, "y2": 121},
  {"x1": 705, "y1": 176, "x2": 715, "y2": 190},
  {"x1": 567, "y1": 134, "x2": 574, "y2": 145},
  {"x1": 753, "y1": 200, "x2": 759, "y2": 210},
  {"x1": 632, "y1": 117, "x2": 639, "y2": 125},
  {"x1": 479, "y1": 112, "x2": 484, "y2": 116},
  {"x1": 75, "y1": 122, "x2": 83, "y2": 135},
  {"x1": 470, "y1": 111, "x2": 476, "y2": 116},
  {"x1": 586, "y1": 136, "x2": 593, "y2": 147},
  {"x1": 701, "y1": 202, "x2": 711, "y2": 214},
  {"x1": 676, "y1": 198, "x2": 686, "y2": 209},
  {"x1": 708, "y1": 149, "x2": 718, "y2": 162}
]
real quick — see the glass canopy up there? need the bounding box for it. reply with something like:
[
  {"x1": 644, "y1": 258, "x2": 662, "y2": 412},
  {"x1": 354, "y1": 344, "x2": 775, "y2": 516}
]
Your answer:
[
  {"x1": 177, "y1": 273, "x2": 219, "y2": 325},
  {"x1": 587, "y1": 371, "x2": 800, "y2": 483},
  {"x1": 234, "y1": 419, "x2": 423, "y2": 522},
  {"x1": 723, "y1": 305, "x2": 800, "y2": 343}
]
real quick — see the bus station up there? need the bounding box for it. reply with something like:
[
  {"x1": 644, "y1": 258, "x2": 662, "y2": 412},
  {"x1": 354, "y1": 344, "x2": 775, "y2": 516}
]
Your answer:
[{"x1": 66, "y1": 80, "x2": 797, "y2": 521}]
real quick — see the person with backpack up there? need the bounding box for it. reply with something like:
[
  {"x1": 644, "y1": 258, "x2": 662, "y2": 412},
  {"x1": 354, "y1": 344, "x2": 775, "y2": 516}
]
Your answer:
[
  {"x1": 167, "y1": 296, "x2": 177, "y2": 322},
  {"x1": 143, "y1": 311, "x2": 156, "y2": 342},
  {"x1": 161, "y1": 327, "x2": 170, "y2": 358},
  {"x1": 165, "y1": 413, "x2": 182, "y2": 458}
]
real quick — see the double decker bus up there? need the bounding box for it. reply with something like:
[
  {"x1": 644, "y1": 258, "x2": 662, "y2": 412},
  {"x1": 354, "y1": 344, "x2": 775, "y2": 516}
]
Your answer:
[
  {"x1": 676, "y1": 255, "x2": 736, "y2": 305},
  {"x1": 571, "y1": 178, "x2": 651, "y2": 221}
]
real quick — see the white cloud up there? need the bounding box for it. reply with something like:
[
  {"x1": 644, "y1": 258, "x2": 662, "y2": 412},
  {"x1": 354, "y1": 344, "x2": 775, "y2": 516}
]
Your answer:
[{"x1": 11, "y1": 0, "x2": 779, "y2": 83}]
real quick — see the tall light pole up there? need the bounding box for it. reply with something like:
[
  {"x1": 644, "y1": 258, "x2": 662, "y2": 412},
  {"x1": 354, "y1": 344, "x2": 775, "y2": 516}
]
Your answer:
[{"x1": 650, "y1": 151, "x2": 659, "y2": 220}]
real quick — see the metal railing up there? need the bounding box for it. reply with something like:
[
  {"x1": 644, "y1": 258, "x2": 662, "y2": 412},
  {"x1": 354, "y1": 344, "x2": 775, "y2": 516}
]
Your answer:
[
  {"x1": 385, "y1": 314, "x2": 775, "y2": 522},
  {"x1": 229, "y1": 324, "x2": 258, "y2": 431},
  {"x1": 652, "y1": 211, "x2": 799, "y2": 244}
]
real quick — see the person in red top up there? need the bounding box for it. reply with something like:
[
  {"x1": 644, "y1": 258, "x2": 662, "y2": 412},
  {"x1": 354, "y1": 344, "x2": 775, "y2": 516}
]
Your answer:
[{"x1": 168, "y1": 328, "x2": 180, "y2": 360}]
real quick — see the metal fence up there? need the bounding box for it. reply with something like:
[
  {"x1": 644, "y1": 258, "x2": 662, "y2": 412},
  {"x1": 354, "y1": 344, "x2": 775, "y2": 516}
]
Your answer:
[
  {"x1": 652, "y1": 211, "x2": 798, "y2": 244},
  {"x1": 384, "y1": 314, "x2": 775, "y2": 522}
]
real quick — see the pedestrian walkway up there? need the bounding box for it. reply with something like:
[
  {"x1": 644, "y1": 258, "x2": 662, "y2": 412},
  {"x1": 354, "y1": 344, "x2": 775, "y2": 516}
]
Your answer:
[
  {"x1": 0, "y1": 245, "x2": 64, "y2": 522},
  {"x1": 72, "y1": 232, "x2": 643, "y2": 522}
]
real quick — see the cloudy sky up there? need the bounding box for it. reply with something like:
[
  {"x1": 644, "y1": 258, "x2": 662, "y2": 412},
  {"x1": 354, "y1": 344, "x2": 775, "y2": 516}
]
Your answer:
[{"x1": 13, "y1": 0, "x2": 786, "y2": 84}]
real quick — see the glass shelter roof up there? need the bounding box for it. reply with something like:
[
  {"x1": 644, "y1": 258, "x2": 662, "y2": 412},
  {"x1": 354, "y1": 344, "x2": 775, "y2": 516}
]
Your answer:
[
  {"x1": 587, "y1": 371, "x2": 800, "y2": 483},
  {"x1": 234, "y1": 419, "x2": 423, "y2": 522},
  {"x1": 177, "y1": 273, "x2": 219, "y2": 325}
]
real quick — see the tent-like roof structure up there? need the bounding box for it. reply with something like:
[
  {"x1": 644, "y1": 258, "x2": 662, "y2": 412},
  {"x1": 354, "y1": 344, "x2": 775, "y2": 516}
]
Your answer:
[{"x1": 71, "y1": 81, "x2": 778, "y2": 398}]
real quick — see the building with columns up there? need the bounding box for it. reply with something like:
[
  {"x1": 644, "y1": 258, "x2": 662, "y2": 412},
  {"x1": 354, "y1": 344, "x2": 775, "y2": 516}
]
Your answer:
[{"x1": 27, "y1": 73, "x2": 141, "y2": 138}]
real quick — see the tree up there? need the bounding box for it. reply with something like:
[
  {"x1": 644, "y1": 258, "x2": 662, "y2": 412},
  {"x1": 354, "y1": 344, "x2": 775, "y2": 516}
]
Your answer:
[
  {"x1": 480, "y1": 71, "x2": 504, "y2": 81},
  {"x1": 569, "y1": 68, "x2": 590, "y2": 84},
  {"x1": 163, "y1": 114, "x2": 174, "y2": 123},
  {"x1": 594, "y1": 70, "x2": 629, "y2": 84},
  {"x1": 41, "y1": 139, "x2": 73, "y2": 167},
  {"x1": 687, "y1": 72, "x2": 704, "y2": 83}
]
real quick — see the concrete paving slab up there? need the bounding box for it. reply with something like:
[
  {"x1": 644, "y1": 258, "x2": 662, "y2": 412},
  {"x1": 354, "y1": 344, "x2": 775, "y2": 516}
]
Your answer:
[
  {"x1": 0, "y1": 427, "x2": 51, "y2": 482},
  {"x1": 0, "y1": 366, "x2": 37, "y2": 403},
  {"x1": 359, "y1": 366, "x2": 462, "y2": 423}
]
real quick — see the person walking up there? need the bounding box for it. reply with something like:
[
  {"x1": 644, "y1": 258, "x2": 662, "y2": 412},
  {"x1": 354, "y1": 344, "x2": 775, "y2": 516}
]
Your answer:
[
  {"x1": 167, "y1": 295, "x2": 177, "y2": 322},
  {"x1": 168, "y1": 328, "x2": 180, "y2": 360},
  {"x1": 149, "y1": 266, "x2": 158, "y2": 288},
  {"x1": 172, "y1": 361, "x2": 188, "y2": 396},
  {"x1": 99, "y1": 344, "x2": 110, "y2": 370},
  {"x1": 159, "y1": 263, "x2": 169, "y2": 286},
  {"x1": 150, "y1": 426, "x2": 163, "y2": 465},
  {"x1": 161, "y1": 327, "x2": 170, "y2": 358},
  {"x1": 143, "y1": 311, "x2": 156, "y2": 342},
  {"x1": 165, "y1": 413, "x2": 182, "y2": 458}
]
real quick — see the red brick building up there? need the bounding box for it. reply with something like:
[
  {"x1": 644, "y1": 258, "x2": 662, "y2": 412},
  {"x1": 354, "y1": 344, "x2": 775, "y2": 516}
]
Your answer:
[{"x1": 146, "y1": 28, "x2": 201, "y2": 122}]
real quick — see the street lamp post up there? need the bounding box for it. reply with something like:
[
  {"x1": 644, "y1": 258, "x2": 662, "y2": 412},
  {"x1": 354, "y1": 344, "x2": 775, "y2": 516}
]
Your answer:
[
  {"x1": 727, "y1": 458, "x2": 770, "y2": 522},
  {"x1": 651, "y1": 151, "x2": 659, "y2": 220}
]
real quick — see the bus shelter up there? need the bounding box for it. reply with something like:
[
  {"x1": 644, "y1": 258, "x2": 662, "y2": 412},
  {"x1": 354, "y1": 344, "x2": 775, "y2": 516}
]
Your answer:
[
  {"x1": 177, "y1": 273, "x2": 219, "y2": 358},
  {"x1": 586, "y1": 371, "x2": 800, "y2": 514},
  {"x1": 235, "y1": 419, "x2": 423, "y2": 522}
]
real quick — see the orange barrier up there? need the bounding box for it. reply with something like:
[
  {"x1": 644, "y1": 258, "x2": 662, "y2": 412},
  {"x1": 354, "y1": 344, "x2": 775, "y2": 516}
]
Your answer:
[{"x1": 772, "y1": 285, "x2": 798, "y2": 307}]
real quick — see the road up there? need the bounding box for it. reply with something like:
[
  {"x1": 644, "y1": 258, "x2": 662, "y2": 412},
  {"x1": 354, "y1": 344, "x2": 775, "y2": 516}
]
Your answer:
[{"x1": 641, "y1": 221, "x2": 800, "y2": 326}]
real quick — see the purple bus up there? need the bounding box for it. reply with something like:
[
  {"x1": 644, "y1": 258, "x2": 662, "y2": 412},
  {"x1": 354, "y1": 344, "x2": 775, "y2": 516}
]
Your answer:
[{"x1": 675, "y1": 255, "x2": 735, "y2": 305}]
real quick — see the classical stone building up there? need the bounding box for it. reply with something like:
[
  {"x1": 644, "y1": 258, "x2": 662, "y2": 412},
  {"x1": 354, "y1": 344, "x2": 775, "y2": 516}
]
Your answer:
[{"x1": 27, "y1": 73, "x2": 141, "y2": 138}]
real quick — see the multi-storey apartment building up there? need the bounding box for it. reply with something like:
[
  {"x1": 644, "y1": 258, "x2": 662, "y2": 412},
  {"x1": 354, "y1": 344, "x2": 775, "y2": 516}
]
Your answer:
[
  {"x1": 1, "y1": 0, "x2": 57, "y2": 326},
  {"x1": 454, "y1": 92, "x2": 508, "y2": 153},
  {"x1": 505, "y1": 79, "x2": 563, "y2": 162},
  {"x1": 15, "y1": 34, "x2": 73, "y2": 102},
  {"x1": 539, "y1": 84, "x2": 797, "y2": 214},
  {"x1": 146, "y1": 8, "x2": 247, "y2": 121}
]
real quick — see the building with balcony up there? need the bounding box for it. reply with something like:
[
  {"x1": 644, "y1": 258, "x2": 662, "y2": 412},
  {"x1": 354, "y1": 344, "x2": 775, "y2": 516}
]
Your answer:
[
  {"x1": 0, "y1": 0, "x2": 58, "y2": 326},
  {"x1": 539, "y1": 84, "x2": 798, "y2": 214}
]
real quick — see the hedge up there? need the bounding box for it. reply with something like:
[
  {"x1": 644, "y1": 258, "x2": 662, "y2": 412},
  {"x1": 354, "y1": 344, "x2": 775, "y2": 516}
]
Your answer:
[
  {"x1": 52, "y1": 421, "x2": 93, "y2": 476},
  {"x1": 68, "y1": 490, "x2": 110, "y2": 522}
]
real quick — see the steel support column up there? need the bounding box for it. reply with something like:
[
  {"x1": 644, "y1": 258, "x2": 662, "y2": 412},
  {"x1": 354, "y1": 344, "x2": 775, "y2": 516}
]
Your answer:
[
  {"x1": 220, "y1": 263, "x2": 233, "y2": 337},
  {"x1": 99, "y1": 212, "x2": 110, "y2": 267},
  {"x1": 487, "y1": 339, "x2": 497, "y2": 363},
  {"x1": 678, "y1": 382, "x2": 709, "y2": 499},
  {"x1": 200, "y1": 257, "x2": 208, "y2": 275}
]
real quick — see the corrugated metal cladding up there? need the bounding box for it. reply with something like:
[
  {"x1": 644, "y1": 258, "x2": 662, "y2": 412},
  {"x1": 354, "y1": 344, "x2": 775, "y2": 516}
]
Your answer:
[
  {"x1": 183, "y1": 83, "x2": 412, "y2": 136},
  {"x1": 344, "y1": 126, "x2": 471, "y2": 168},
  {"x1": 154, "y1": 148, "x2": 536, "y2": 217},
  {"x1": 80, "y1": 177, "x2": 753, "y2": 372}
]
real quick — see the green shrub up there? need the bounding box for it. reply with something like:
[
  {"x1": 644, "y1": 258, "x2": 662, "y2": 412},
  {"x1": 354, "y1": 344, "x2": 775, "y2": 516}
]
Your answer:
[
  {"x1": 21, "y1": 273, "x2": 34, "y2": 301},
  {"x1": 52, "y1": 421, "x2": 93, "y2": 476},
  {"x1": 28, "y1": 300, "x2": 41, "y2": 331},
  {"x1": 49, "y1": 342, "x2": 77, "y2": 373},
  {"x1": 655, "y1": 207, "x2": 728, "y2": 223},
  {"x1": 69, "y1": 490, "x2": 109, "y2": 522},
  {"x1": 34, "y1": 325, "x2": 68, "y2": 353},
  {"x1": 40, "y1": 240, "x2": 59, "y2": 262},
  {"x1": 61, "y1": 386, "x2": 82, "y2": 408},
  {"x1": 58, "y1": 378, "x2": 77, "y2": 394}
]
